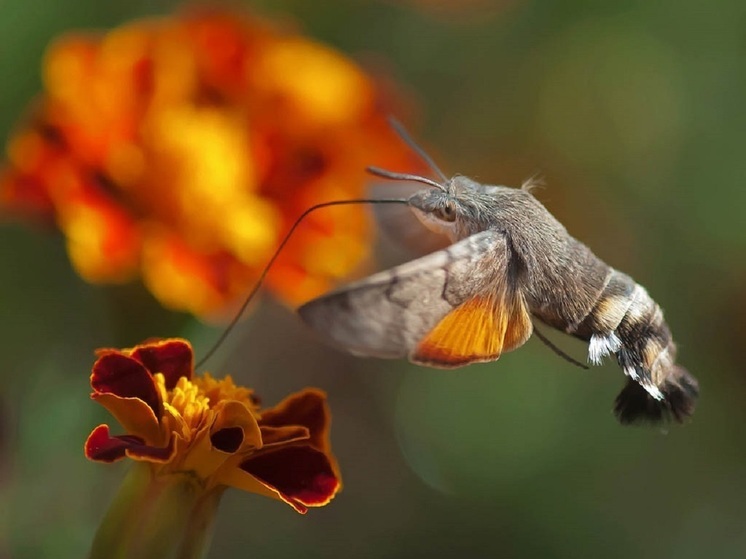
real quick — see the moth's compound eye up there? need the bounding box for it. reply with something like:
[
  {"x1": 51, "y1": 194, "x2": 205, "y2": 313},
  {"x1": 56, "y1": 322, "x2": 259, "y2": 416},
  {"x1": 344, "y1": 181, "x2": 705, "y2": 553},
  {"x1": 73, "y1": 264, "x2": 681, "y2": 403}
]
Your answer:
[{"x1": 433, "y1": 203, "x2": 457, "y2": 222}]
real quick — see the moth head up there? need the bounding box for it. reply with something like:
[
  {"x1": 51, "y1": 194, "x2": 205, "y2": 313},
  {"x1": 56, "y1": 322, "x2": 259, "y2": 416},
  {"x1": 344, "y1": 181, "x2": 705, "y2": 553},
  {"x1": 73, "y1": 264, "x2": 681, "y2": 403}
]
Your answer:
[
  {"x1": 366, "y1": 119, "x2": 496, "y2": 240},
  {"x1": 407, "y1": 189, "x2": 452, "y2": 234},
  {"x1": 407, "y1": 181, "x2": 477, "y2": 240}
]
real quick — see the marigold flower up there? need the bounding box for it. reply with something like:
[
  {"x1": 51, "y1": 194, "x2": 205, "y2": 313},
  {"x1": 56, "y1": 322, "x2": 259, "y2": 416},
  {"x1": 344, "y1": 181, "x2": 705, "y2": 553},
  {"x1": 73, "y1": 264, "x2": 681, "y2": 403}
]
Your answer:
[
  {"x1": 85, "y1": 338, "x2": 340, "y2": 513},
  {"x1": 1, "y1": 8, "x2": 417, "y2": 316}
]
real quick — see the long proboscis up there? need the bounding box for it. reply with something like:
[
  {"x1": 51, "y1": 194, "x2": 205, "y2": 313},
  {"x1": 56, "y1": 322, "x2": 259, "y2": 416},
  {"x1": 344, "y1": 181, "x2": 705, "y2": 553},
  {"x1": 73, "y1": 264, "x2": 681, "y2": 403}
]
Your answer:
[{"x1": 195, "y1": 198, "x2": 408, "y2": 369}]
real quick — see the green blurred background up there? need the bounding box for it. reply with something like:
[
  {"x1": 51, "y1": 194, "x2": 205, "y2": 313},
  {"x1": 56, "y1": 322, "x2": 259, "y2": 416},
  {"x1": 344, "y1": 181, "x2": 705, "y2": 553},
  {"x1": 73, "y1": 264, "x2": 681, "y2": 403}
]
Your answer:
[{"x1": 2, "y1": 0, "x2": 745, "y2": 557}]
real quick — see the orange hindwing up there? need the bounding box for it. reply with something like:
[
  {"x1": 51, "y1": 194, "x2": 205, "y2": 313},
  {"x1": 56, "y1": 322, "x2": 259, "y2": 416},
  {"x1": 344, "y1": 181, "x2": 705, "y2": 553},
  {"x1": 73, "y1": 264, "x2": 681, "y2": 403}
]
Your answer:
[{"x1": 413, "y1": 289, "x2": 532, "y2": 368}]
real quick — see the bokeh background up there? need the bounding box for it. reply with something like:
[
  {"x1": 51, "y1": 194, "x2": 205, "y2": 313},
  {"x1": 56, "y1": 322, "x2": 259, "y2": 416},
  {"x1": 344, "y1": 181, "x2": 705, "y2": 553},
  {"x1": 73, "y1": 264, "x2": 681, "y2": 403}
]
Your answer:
[{"x1": 2, "y1": 1, "x2": 745, "y2": 558}]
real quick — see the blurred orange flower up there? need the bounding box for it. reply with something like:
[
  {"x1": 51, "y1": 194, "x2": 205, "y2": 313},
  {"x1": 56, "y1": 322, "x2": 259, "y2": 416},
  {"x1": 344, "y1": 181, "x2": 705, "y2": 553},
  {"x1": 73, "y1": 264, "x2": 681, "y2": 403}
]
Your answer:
[
  {"x1": 1, "y1": 8, "x2": 416, "y2": 316},
  {"x1": 85, "y1": 338, "x2": 340, "y2": 513}
]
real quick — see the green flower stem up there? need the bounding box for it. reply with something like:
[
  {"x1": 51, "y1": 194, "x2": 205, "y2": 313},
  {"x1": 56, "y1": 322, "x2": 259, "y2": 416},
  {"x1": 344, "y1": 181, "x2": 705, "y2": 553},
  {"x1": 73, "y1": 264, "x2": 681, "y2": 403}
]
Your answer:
[
  {"x1": 177, "y1": 485, "x2": 225, "y2": 559},
  {"x1": 89, "y1": 463, "x2": 224, "y2": 559}
]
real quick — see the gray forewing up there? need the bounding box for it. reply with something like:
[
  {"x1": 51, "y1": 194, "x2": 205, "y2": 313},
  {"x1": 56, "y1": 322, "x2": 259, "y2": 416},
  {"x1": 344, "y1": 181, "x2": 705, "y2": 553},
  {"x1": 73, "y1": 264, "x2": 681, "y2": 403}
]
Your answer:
[{"x1": 297, "y1": 230, "x2": 509, "y2": 358}]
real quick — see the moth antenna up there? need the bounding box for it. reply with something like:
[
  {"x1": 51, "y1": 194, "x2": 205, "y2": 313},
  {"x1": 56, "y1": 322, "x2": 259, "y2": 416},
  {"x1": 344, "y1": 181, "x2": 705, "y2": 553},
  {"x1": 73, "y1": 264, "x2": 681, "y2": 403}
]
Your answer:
[
  {"x1": 367, "y1": 166, "x2": 446, "y2": 191},
  {"x1": 387, "y1": 117, "x2": 449, "y2": 183},
  {"x1": 532, "y1": 324, "x2": 589, "y2": 370},
  {"x1": 195, "y1": 197, "x2": 408, "y2": 369}
]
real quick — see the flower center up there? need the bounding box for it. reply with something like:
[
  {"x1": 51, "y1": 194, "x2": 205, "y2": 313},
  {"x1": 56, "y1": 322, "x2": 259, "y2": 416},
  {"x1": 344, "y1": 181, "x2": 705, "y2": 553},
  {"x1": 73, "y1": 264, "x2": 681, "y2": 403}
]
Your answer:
[{"x1": 154, "y1": 372, "x2": 259, "y2": 438}]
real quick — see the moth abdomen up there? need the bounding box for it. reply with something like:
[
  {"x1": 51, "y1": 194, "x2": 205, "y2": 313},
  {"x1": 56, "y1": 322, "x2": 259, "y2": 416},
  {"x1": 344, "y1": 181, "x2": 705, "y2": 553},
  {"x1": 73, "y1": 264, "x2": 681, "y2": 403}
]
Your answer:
[
  {"x1": 614, "y1": 365, "x2": 698, "y2": 424},
  {"x1": 577, "y1": 270, "x2": 698, "y2": 423}
]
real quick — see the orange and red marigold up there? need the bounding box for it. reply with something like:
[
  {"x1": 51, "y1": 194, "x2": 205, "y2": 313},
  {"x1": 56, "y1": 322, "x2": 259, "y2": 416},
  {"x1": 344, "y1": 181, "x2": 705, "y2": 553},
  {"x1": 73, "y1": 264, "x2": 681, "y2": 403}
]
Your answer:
[
  {"x1": 85, "y1": 338, "x2": 340, "y2": 513},
  {"x1": 1, "y1": 7, "x2": 417, "y2": 316}
]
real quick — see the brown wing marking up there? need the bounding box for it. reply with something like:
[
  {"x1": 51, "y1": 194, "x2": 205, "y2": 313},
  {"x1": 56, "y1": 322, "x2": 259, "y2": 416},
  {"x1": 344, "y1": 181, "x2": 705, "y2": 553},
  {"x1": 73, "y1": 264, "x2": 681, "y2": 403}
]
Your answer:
[{"x1": 412, "y1": 288, "x2": 532, "y2": 368}]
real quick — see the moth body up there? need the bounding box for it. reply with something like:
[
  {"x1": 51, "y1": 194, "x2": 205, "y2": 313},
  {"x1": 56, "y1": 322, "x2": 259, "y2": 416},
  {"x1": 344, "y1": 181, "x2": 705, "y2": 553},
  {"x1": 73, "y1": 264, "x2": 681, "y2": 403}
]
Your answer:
[{"x1": 299, "y1": 171, "x2": 698, "y2": 424}]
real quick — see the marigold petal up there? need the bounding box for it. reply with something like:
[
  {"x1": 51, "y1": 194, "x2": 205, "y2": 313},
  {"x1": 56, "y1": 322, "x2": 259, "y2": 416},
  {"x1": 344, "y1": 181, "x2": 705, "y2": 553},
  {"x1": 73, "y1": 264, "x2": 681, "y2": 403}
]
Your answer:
[
  {"x1": 215, "y1": 464, "x2": 284, "y2": 503},
  {"x1": 91, "y1": 352, "x2": 161, "y2": 417},
  {"x1": 254, "y1": 38, "x2": 371, "y2": 127},
  {"x1": 92, "y1": 392, "x2": 163, "y2": 445},
  {"x1": 177, "y1": 429, "x2": 232, "y2": 482},
  {"x1": 59, "y1": 192, "x2": 141, "y2": 283},
  {"x1": 140, "y1": 231, "x2": 231, "y2": 316},
  {"x1": 259, "y1": 425, "x2": 309, "y2": 447},
  {"x1": 211, "y1": 427, "x2": 243, "y2": 453},
  {"x1": 85, "y1": 424, "x2": 138, "y2": 462},
  {"x1": 211, "y1": 400, "x2": 262, "y2": 452},
  {"x1": 260, "y1": 388, "x2": 330, "y2": 451},
  {"x1": 239, "y1": 445, "x2": 341, "y2": 513},
  {"x1": 85, "y1": 424, "x2": 175, "y2": 464},
  {"x1": 130, "y1": 338, "x2": 194, "y2": 388},
  {"x1": 176, "y1": 400, "x2": 261, "y2": 481}
]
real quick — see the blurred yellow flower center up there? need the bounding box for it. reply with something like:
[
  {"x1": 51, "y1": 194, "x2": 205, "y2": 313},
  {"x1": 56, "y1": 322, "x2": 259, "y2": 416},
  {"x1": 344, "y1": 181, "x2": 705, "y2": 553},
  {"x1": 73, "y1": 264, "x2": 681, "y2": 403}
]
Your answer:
[
  {"x1": 258, "y1": 38, "x2": 370, "y2": 125},
  {"x1": 150, "y1": 106, "x2": 253, "y2": 204},
  {"x1": 146, "y1": 106, "x2": 281, "y2": 263}
]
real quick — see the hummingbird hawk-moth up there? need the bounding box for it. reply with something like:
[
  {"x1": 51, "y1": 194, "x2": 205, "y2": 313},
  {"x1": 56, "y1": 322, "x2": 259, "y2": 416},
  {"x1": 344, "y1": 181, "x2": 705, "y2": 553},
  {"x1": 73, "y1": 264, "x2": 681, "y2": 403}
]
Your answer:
[{"x1": 298, "y1": 124, "x2": 698, "y2": 425}]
